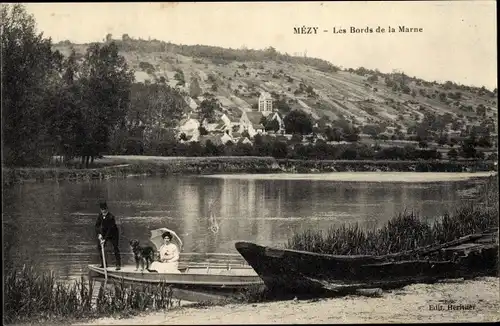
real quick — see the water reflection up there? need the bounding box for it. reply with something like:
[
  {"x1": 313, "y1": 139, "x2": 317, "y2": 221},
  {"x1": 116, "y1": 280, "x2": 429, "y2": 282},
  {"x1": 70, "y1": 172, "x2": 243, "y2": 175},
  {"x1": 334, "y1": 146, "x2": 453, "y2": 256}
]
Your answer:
[{"x1": 2, "y1": 174, "x2": 476, "y2": 279}]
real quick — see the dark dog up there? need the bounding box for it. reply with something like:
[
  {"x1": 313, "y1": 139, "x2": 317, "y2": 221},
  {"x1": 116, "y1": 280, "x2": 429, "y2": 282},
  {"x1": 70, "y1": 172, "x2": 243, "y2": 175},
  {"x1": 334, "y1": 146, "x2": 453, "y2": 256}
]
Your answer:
[{"x1": 129, "y1": 239, "x2": 155, "y2": 271}]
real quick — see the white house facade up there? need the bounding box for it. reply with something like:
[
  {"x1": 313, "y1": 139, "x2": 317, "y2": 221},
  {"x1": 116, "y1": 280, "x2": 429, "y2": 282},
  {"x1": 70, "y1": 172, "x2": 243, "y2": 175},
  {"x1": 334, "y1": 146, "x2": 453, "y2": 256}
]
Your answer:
[
  {"x1": 178, "y1": 118, "x2": 200, "y2": 137},
  {"x1": 240, "y1": 111, "x2": 265, "y2": 138},
  {"x1": 220, "y1": 113, "x2": 242, "y2": 134}
]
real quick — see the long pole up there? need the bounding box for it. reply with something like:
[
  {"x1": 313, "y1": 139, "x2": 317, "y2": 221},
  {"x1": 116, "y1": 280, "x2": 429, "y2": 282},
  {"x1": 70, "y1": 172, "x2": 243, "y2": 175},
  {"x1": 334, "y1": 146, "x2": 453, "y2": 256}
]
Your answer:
[{"x1": 100, "y1": 240, "x2": 108, "y2": 281}]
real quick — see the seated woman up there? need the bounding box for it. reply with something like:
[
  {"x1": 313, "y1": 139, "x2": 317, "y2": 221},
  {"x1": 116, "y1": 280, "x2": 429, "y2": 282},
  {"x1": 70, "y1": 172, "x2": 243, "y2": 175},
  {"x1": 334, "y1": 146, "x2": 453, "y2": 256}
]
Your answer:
[{"x1": 149, "y1": 231, "x2": 181, "y2": 273}]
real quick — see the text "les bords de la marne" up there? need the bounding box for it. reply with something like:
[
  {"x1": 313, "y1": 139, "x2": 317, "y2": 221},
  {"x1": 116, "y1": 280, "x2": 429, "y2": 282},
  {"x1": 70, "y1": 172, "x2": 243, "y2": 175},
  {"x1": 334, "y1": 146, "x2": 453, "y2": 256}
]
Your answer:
[{"x1": 294, "y1": 26, "x2": 424, "y2": 34}]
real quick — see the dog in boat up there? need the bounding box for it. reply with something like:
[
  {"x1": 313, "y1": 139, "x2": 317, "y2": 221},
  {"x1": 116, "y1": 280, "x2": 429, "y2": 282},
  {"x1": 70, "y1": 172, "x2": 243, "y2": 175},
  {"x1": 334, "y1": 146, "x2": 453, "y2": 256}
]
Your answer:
[{"x1": 129, "y1": 239, "x2": 155, "y2": 271}]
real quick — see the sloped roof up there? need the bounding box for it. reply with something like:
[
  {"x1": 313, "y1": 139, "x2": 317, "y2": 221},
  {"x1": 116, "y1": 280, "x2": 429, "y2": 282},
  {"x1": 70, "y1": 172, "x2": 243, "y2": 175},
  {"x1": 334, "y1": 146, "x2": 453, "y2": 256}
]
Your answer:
[
  {"x1": 220, "y1": 133, "x2": 233, "y2": 143},
  {"x1": 272, "y1": 112, "x2": 284, "y2": 119},
  {"x1": 263, "y1": 112, "x2": 283, "y2": 124},
  {"x1": 245, "y1": 111, "x2": 264, "y2": 125},
  {"x1": 238, "y1": 137, "x2": 253, "y2": 144}
]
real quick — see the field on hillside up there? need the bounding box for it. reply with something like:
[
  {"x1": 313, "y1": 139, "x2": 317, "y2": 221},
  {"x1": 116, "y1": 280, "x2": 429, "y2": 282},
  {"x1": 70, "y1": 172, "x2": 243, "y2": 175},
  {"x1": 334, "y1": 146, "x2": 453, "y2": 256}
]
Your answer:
[{"x1": 52, "y1": 41, "x2": 498, "y2": 137}]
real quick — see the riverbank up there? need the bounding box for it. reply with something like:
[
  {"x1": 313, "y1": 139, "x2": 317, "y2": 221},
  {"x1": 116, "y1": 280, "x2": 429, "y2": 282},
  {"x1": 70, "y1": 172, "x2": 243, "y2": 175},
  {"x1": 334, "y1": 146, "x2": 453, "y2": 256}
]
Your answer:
[
  {"x1": 1, "y1": 156, "x2": 278, "y2": 186},
  {"x1": 2, "y1": 155, "x2": 497, "y2": 186},
  {"x1": 4, "y1": 172, "x2": 498, "y2": 325},
  {"x1": 202, "y1": 171, "x2": 497, "y2": 182},
  {"x1": 78, "y1": 277, "x2": 499, "y2": 325}
]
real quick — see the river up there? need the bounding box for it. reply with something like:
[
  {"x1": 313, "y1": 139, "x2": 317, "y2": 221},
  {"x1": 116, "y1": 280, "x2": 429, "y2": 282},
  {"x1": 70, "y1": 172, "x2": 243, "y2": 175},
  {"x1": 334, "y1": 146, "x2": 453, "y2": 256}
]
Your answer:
[{"x1": 2, "y1": 172, "x2": 493, "y2": 281}]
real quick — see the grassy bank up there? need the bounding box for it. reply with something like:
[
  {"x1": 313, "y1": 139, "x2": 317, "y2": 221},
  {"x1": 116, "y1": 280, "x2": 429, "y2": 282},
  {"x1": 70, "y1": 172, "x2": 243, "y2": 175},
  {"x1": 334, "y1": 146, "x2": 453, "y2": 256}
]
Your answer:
[
  {"x1": 277, "y1": 158, "x2": 497, "y2": 173},
  {"x1": 1, "y1": 156, "x2": 280, "y2": 186},
  {"x1": 3, "y1": 265, "x2": 182, "y2": 325},
  {"x1": 286, "y1": 175, "x2": 498, "y2": 255},
  {"x1": 3, "y1": 265, "x2": 271, "y2": 325},
  {"x1": 3, "y1": 155, "x2": 496, "y2": 186}
]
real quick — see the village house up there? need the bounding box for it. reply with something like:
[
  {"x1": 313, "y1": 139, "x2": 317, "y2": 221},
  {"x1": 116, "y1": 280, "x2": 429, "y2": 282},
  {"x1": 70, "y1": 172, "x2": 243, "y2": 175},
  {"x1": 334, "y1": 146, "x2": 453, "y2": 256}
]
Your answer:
[
  {"x1": 220, "y1": 132, "x2": 234, "y2": 144},
  {"x1": 239, "y1": 111, "x2": 265, "y2": 138},
  {"x1": 238, "y1": 137, "x2": 253, "y2": 145},
  {"x1": 262, "y1": 111, "x2": 285, "y2": 133},
  {"x1": 202, "y1": 120, "x2": 221, "y2": 133},
  {"x1": 258, "y1": 91, "x2": 273, "y2": 113},
  {"x1": 213, "y1": 121, "x2": 227, "y2": 133},
  {"x1": 185, "y1": 96, "x2": 199, "y2": 110},
  {"x1": 198, "y1": 133, "x2": 234, "y2": 146},
  {"x1": 177, "y1": 116, "x2": 201, "y2": 137},
  {"x1": 220, "y1": 113, "x2": 242, "y2": 133}
]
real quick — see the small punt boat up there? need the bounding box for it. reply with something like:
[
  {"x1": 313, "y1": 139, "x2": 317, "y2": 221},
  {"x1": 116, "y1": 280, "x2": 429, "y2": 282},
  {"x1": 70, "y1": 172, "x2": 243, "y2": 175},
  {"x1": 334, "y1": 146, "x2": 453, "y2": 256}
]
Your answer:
[
  {"x1": 235, "y1": 230, "x2": 498, "y2": 297},
  {"x1": 88, "y1": 261, "x2": 264, "y2": 302},
  {"x1": 88, "y1": 261, "x2": 263, "y2": 290},
  {"x1": 90, "y1": 228, "x2": 264, "y2": 296}
]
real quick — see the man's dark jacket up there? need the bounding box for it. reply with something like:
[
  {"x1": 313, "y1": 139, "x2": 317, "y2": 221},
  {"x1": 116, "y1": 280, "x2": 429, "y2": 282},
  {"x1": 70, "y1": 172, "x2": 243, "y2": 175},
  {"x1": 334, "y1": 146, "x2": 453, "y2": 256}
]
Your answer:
[{"x1": 95, "y1": 212, "x2": 119, "y2": 240}]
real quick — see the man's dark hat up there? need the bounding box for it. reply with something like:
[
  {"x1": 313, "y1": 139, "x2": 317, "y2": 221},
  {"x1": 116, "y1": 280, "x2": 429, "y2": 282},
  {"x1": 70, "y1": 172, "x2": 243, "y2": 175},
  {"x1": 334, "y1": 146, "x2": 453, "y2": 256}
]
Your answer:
[{"x1": 99, "y1": 201, "x2": 108, "y2": 209}]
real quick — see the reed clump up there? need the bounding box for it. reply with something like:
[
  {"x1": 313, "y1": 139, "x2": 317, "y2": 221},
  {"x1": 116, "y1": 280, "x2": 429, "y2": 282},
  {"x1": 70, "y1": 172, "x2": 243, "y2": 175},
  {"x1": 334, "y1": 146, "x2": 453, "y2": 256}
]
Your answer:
[
  {"x1": 286, "y1": 175, "x2": 498, "y2": 256},
  {"x1": 3, "y1": 265, "x2": 177, "y2": 324}
]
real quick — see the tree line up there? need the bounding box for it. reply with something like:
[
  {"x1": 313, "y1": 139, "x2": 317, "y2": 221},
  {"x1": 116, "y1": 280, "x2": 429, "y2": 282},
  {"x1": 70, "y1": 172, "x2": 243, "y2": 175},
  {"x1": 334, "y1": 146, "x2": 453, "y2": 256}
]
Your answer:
[
  {"x1": 72, "y1": 35, "x2": 340, "y2": 74},
  {"x1": 114, "y1": 135, "x2": 468, "y2": 160},
  {"x1": 2, "y1": 4, "x2": 134, "y2": 167}
]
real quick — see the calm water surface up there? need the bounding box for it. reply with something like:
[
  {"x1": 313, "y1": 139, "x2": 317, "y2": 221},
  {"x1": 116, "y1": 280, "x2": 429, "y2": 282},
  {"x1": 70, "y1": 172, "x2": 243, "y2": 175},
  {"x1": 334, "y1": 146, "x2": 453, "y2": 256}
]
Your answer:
[{"x1": 2, "y1": 173, "x2": 485, "y2": 280}]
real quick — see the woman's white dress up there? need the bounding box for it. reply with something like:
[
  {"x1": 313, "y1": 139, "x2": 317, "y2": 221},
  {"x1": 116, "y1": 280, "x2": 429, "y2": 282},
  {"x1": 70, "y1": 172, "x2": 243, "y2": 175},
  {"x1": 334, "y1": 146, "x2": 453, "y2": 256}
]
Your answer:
[{"x1": 150, "y1": 243, "x2": 181, "y2": 273}]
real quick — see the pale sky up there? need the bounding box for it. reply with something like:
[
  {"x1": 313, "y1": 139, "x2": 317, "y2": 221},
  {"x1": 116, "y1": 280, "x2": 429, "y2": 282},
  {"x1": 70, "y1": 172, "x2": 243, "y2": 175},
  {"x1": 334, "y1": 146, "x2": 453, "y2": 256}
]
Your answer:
[{"x1": 24, "y1": 1, "x2": 497, "y2": 90}]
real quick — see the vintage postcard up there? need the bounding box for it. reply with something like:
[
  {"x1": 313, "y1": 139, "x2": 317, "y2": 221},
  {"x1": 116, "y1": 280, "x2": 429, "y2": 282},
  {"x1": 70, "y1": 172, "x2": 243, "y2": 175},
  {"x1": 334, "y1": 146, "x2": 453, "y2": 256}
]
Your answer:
[{"x1": 2, "y1": 1, "x2": 498, "y2": 325}]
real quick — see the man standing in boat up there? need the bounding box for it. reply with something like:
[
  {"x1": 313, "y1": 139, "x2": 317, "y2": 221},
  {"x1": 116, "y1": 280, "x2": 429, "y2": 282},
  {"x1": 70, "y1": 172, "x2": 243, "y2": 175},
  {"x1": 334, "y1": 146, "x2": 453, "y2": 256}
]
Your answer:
[{"x1": 95, "y1": 201, "x2": 121, "y2": 270}]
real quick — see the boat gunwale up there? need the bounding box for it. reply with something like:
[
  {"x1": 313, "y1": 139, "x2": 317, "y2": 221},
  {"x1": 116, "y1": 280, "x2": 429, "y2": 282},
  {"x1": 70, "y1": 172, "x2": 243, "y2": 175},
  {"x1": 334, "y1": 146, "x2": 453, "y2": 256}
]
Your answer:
[
  {"x1": 235, "y1": 241, "x2": 388, "y2": 261},
  {"x1": 87, "y1": 264, "x2": 264, "y2": 287},
  {"x1": 235, "y1": 231, "x2": 499, "y2": 261}
]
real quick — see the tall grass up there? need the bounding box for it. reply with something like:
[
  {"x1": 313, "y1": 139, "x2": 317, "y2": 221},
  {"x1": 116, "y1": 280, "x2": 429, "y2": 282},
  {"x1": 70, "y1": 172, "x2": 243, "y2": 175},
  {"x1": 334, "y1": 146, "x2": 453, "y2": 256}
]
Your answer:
[
  {"x1": 3, "y1": 265, "x2": 267, "y2": 324},
  {"x1": 286, "y1": 175, "x2": 498, "y2": 256},
  {"x1": 3, "y1": 265, "x2": 177, "y2": 324}
]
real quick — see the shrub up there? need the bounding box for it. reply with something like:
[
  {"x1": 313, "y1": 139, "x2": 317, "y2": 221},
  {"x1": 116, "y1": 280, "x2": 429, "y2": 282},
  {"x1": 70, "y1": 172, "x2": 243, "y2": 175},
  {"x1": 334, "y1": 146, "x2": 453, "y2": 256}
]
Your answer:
[
  {"x1": 4, "y1": 267, "x2": 177, "y2": 324},
  {"x1": 286, "y1": 178, "x2": 498, "y2": 255}
]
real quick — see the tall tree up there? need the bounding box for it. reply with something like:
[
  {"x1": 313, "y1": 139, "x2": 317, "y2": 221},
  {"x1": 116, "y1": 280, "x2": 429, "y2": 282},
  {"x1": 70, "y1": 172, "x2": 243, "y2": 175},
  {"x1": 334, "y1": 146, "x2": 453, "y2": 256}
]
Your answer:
[
  {"x1": 49, "y1": 49, "x2": 93, "y2": 162},
  {"x1": 199, "y1": 98, "x2": 220, "y2": 123},
  {"x1": 283, "y1": 110, "x2": 313, "y2": 134},
  {"x1": 127, "y1": 82, "x2": 188, "y2": 147},
  {"x1": 77, "y1": 42, "x2": 134, "y2": 166},
  {"x1": 1, "y1": 4, "x2": 63, "y2": 166}
]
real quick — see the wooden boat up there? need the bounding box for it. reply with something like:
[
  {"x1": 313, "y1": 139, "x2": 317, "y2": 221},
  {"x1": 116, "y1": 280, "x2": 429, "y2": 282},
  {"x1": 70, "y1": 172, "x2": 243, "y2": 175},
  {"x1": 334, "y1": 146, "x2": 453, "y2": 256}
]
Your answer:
[
  {"x1": 235, "y1": 231, "x2": 498, "y2": 297},
  {"x1": 88, "y1": 252, "x2": 265, "y2": 303},
  {"x1": 88, "y1": 262, "x2": 263, "y2": 290}
]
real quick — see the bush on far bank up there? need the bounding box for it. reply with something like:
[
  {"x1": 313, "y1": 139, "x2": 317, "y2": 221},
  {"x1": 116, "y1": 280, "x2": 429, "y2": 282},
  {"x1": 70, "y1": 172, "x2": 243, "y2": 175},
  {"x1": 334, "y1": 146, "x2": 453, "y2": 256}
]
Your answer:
[{"x1": 111, "y1": 137, "x2": 493, "y2": 163}]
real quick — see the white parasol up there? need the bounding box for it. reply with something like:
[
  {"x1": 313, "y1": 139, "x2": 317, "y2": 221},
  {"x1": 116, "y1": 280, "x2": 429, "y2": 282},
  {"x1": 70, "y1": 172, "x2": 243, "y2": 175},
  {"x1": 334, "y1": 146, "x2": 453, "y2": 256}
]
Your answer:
[{"x1": 149, "y1": 227, "x2": 183, "y2": 252}]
